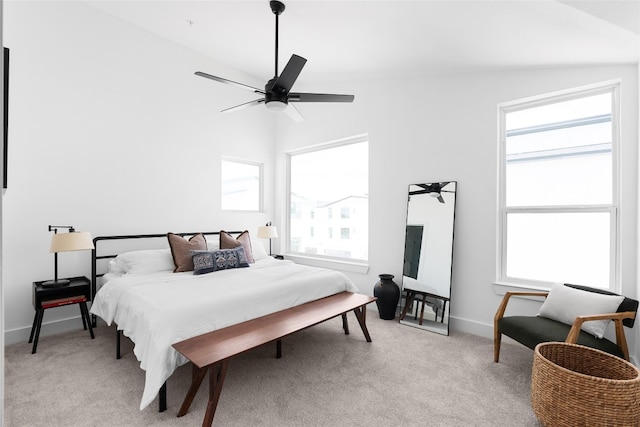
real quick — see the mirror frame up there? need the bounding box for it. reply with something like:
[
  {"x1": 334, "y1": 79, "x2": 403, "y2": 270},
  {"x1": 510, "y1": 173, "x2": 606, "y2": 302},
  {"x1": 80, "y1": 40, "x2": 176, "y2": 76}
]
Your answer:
[{"x1": 398, "y1": 181, "x2": 457, "y2": 335}]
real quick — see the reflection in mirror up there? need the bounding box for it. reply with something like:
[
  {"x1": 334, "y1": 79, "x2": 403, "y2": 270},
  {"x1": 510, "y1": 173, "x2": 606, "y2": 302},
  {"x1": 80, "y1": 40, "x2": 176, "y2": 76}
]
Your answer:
[{"x1": 398, "y1": 182, "x2": 457, "y2": 335}]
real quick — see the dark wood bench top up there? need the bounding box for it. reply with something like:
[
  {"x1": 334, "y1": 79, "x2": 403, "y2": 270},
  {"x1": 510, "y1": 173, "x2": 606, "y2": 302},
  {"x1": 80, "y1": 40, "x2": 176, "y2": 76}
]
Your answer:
[
  {"x1": 172, "y1": 291, "x2": 377, "y2": 426},
  {"x1": 173, "y1": 291, "x2": 375, "y2": 368}
]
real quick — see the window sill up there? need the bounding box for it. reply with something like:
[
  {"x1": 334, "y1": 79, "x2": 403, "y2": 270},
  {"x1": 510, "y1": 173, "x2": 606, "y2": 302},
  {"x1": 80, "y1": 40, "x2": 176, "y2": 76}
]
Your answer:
[
  {"x1": 492, "y1": 281, "x2": 551, "y2": 296},
  {"x1": 284, "y1": 254, "x2": 369, "y2": 274}
]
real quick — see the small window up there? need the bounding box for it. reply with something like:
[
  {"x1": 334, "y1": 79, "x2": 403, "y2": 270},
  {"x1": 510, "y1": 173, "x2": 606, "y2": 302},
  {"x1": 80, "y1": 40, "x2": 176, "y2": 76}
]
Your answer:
[{"x1": 221, "y1": 159, "x2": 262, "y2": 211}]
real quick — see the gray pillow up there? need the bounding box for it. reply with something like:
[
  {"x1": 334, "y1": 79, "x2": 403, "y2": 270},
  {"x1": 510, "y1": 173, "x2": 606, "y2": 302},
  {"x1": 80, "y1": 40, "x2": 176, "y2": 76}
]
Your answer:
[
  {"x1": 537, "y1": 283, "x2": 624, "y2": 338},
  {"x1": 191, "y1": 247, "x2": 250, "y2": 275}
]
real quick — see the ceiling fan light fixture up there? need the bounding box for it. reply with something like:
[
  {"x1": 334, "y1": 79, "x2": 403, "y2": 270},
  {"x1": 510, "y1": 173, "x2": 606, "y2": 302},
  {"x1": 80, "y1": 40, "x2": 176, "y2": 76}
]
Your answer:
[
  {"x1": 429, "y1": 192, "x2": 441, "y2": 198},
  {"x1": 265, "y1": 100, "x2": 288, "y2": 112}
]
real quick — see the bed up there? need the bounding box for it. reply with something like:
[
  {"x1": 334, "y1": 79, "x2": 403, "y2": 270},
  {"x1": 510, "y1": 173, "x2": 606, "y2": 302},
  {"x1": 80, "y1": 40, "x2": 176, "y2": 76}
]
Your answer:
[{"x1": 88, "y1": 231, "x2": 360, "y2": 411}]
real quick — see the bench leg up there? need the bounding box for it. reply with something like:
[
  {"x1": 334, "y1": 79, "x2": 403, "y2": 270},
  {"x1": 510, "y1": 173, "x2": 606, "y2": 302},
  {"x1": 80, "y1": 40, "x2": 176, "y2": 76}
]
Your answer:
[
  {"x1": 352, "y1": 306, "x2": 372, "y2": 342},
  {"x1": 203, "y1": 361, "x2": 229, "y2": 427},
  {"x1": 342, "y1": 313, "x2": 350, "y2": 335},
  {"x1": 177, "y1": 365, "x2": 208, "y2": 417},
  {"x1": 276, "y1": 339, "x2": 282, "y2": 359},
  {"x1": 399, "y1": 291, "x2": 415, "y2": 321}
]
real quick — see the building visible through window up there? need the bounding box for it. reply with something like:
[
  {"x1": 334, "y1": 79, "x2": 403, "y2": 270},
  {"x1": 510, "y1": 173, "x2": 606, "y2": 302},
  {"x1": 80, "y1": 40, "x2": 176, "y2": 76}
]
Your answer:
[{"x1": 288, "y1": 136, "x2": 368, "y2": 262}]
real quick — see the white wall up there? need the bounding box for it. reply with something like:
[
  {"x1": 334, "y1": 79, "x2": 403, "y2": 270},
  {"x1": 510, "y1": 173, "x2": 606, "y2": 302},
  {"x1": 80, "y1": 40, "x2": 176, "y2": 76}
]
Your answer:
[
  {"x1": 274, "y1": 64, "x2": 638, "y2": 352},
  {"x1": 2, "y1": 2, "x2": 639, "y2": 362},
  {"x1": 2, "y1": 1, "x2": 276, "y2": 344},
  {"x1": 1, "y1": 0, "x2": 5, "y2": 415}
]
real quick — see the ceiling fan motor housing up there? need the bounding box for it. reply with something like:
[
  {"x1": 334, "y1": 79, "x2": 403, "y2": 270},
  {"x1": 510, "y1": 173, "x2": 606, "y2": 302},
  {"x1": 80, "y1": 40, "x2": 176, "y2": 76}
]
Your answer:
[{"x1": 270, "y1": 1, "x2": 285, "y2": 15}]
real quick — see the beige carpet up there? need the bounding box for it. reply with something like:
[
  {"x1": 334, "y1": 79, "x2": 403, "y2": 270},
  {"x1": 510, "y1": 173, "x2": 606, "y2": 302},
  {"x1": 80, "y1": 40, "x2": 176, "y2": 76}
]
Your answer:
[{"x1": 4, "y1": 314, "x2": 540, "y2": 426}]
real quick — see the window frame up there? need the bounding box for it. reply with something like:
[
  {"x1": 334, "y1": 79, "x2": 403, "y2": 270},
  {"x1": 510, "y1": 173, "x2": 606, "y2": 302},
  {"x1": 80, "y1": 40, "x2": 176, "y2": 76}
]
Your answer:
[
  {"x1": 221, "y1": 157, "x2": 264, "y2": 212},
  {"x1": 497, "y1": 80, "x2": 620, "y2": 292},
  {"x1": 285, "y1": 134, "x2": 369, "y2": 272}
]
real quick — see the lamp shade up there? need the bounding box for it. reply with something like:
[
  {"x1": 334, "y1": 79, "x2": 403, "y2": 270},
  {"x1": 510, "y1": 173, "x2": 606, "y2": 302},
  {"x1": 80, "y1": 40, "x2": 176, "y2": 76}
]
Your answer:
[
  {"x1": 50, "y1": 231, "x2": 94, "y2": 253},
  {"x1": 257, "y1": 225, "x2": 278, "y2": 239}
]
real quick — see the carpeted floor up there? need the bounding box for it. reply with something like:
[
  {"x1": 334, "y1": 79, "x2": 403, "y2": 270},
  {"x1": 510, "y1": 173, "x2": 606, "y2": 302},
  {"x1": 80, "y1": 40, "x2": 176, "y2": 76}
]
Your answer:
[{"x1": 4, "y1": 314, "x2": 540, "y2": 426}]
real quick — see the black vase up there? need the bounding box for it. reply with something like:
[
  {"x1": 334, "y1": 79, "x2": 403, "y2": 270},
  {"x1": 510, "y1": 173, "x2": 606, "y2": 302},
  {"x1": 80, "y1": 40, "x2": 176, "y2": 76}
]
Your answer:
[{"x1": 373, "y1": 274, "x2": 400, "y2": 320}]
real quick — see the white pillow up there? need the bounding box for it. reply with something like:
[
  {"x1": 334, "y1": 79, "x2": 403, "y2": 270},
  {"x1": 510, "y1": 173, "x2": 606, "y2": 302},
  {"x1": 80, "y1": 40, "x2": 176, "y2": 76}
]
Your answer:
[
  {"x1": 250, "y1": 236, "x2": 270, "y2": 261},
  {"x1": 112, "y1": 249, "x2": 174, "y2": 275},
  {"x1": 107, "y1": 259, "x2": 127, "y2": 276},
  {"x1": 537, "y1": 283, "x2": 624, "y2": 338},
  {"x1": 205, "y1": 238, "x2": 220, "y2": 251}
]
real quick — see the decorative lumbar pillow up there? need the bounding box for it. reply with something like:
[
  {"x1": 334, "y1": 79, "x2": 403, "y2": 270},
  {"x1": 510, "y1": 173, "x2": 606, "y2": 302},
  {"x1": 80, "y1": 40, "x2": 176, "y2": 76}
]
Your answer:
[
  {"x1": 111, "y1": 249, "x2": 174, "y2": 275},
  {"x1": 167, "y1": 233, "x2": 207, "y2": 272},
  {"x1": 191, "y1": 247, "x2": 250, "y2": 275},
  {"x1": 537, "y1": 283, "x2": 624, "y2": 338},
  {"x1": 220, "y1": 230, "x2": 255, "y2": 263}
]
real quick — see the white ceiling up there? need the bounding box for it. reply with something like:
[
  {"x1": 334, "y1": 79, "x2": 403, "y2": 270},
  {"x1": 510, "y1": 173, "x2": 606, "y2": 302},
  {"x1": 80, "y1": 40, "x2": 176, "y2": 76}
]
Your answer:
[{"x1": 85, "y1": 0, "x2": 639, "y2": 84}]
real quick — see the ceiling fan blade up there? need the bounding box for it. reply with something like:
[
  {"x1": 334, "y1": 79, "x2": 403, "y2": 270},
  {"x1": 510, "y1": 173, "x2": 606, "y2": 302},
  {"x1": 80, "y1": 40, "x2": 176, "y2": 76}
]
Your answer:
[
  {"x1": 221, "y1": 99, "x2": 265, "y2": 113},
  {"x1": 195, "y1": 71, "x2": 265, "y2": 94},
  {"x1": 283, "y1": 103, "x2": 304, "y2": 122},
  {"x1": 271, "y1": 54, "x2": 307, "y2": 95},
  {"x1": 437, "y1": 195, "x2": 445, "y2": 204},
  {"x1": 288, "y1": 92, "x2": 355, "y2": 103}
]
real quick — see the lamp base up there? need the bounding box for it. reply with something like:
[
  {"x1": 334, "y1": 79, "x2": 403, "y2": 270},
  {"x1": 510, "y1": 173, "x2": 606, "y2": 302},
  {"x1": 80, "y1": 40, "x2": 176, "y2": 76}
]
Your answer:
[{"x1": 41, "y1": 279, "x2": 70, "y2": 288}]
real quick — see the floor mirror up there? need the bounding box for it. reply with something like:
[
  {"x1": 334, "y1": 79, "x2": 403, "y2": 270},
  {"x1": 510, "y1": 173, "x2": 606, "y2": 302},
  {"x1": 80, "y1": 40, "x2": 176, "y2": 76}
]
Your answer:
[{"x1": 398, "y1": 182, "x2": 457, "y2": 335}]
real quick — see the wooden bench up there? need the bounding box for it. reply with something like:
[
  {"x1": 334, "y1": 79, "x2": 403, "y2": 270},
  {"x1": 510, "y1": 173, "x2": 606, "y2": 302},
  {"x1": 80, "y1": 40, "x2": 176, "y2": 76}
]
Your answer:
[{"x1": 172, "y1": 291, "x2": 377, "y2": 426}]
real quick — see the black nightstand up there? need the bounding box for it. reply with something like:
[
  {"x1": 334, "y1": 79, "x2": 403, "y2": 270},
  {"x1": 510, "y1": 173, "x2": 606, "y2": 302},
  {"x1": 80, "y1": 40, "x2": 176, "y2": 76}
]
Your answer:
[{"x1": 29, "y1": 276, "x2": 94, "y2": 354}]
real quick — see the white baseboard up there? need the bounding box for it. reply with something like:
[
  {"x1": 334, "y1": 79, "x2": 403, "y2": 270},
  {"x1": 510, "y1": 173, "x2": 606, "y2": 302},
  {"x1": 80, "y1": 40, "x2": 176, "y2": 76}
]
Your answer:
[
  {"x1": 450, "y1": 315, "x2": 493, "y2": 339},
  {"x1": 4, "y1": 315, "x2": 87, "y2": 346}
]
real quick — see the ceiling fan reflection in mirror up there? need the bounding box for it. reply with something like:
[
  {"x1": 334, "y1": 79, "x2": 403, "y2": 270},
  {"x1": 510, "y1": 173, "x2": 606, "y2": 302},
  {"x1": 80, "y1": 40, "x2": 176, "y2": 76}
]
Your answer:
[
  {"x1": 409, "y1": 182, "x2": 454, "y2": 204},
  {"x1": 195, "y1": 1, "x2": 355, "y2": 122}
]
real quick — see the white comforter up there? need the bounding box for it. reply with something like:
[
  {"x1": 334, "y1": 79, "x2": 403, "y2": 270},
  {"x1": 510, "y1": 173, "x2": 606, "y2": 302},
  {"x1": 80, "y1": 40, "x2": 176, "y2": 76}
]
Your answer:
[{"x1": 90, "y1": 258, "x2": 358, "y2": 410}]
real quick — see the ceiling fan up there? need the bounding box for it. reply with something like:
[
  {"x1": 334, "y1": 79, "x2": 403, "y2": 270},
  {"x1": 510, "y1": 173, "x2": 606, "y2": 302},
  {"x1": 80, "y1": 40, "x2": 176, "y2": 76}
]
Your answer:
[
  {"x1": 409, "y1": 182, "x2": 454, "y2": 203},
  {"x1": 195, "y1": 1, "x2": 355, "y2": 122}
]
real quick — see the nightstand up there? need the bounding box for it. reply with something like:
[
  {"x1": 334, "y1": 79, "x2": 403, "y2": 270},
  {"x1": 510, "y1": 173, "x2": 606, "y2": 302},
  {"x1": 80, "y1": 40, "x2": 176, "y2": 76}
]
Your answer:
[{"x1": 29, "y1": 276, "x2": 94, "y2": 354}]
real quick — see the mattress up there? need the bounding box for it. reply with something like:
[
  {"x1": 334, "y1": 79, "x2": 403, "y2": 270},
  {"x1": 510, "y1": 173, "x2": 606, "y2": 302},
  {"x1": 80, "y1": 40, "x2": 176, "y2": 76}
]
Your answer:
[{"x1": 90, "y1": 257, "x2": 358, "y2": 409}]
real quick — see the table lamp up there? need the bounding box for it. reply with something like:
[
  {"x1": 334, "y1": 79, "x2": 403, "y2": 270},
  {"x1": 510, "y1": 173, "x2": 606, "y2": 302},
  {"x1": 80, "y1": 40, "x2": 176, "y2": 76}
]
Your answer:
[
  {"x1": 257, "y1": 222, "x2": 278, "y2": 256},
  {"x1": 43, "y1": 225, "x2": 94, "y2": 287}
]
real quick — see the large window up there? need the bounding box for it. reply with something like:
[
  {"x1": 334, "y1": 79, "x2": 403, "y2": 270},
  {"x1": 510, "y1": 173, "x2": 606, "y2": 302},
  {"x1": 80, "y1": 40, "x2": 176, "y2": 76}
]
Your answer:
[
  {"x1": 498, "y1": 82, "x2": 619, "y2": 290},
  {"x1": 288, "y1": 136, "x2": 368, "y2": 262},
  {"x1": 221, "y1": 159, "x2": 262, "y2": 211}
]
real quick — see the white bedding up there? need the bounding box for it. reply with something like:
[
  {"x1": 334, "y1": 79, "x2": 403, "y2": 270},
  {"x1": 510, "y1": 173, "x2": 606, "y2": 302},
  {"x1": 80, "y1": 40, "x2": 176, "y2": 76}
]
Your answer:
[{"x1": 90, "y1": 257, "x2": 358, "y2": 410}]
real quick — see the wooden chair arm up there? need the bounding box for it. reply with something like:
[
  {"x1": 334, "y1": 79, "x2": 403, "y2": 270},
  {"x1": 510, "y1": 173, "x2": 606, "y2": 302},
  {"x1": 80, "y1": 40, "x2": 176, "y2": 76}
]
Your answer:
[
  {"x1": 494, "y1": 291, "x2": 549, "y2": 323},
  {"x1": 493, "y1": 290, "x2": 548, "y2": 363},
  {"x1": 565, "y1": 311, "x2": 636, "y2": 361}
]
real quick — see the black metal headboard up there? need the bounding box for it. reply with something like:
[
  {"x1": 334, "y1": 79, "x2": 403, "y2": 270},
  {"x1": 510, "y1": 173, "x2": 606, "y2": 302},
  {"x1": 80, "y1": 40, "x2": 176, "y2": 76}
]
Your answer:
[{"x1": 90, "y1": 231, "x2": 244, "y2": 302}]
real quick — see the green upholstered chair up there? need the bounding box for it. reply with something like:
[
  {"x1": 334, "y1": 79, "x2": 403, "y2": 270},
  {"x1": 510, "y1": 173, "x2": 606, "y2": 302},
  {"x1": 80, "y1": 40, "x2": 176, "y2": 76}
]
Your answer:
[{"x1": 494, "y1": 284, "x2": 638, "y2": 362}]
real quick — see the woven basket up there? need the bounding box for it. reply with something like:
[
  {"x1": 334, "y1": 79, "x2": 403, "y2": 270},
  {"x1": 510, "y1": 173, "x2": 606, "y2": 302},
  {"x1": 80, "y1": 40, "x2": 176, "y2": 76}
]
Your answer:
[{"x1": 531, "y1": 342, "x2": 640, "y2": 427}]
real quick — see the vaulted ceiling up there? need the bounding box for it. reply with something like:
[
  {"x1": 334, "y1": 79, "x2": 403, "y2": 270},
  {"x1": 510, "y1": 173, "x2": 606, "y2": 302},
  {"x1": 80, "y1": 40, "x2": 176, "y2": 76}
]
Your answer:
[{"x1": 86, "y1": 0, "x2": 639, "y2": 83}]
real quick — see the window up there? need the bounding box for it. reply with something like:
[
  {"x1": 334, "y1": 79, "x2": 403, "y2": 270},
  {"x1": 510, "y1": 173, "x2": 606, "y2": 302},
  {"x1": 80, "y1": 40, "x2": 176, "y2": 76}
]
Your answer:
[
  {"x1": 341, "y1": 228, "x2": 350, "y2": 239},
  {"x1": 221, "y1": 159, "x2": 262, "y2": 211},
  {"x1": 288, "y1": 135, "x2": 368, "y2": 262},
  {"x1": 498, "y1": 82, "x2": 619, "y2": 290}
]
